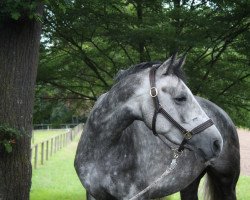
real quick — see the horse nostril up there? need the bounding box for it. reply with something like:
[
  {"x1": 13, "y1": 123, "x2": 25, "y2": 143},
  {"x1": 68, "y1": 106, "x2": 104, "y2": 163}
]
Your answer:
[{"x1": 212, "y1": 140, "x2": 221, "y2": 156}]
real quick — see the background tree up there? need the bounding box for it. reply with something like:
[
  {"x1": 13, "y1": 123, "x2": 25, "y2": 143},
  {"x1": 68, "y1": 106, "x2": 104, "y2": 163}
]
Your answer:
[
  {"x1": 35, "y1": 0, "x2": 250, "y2": 127},
  {"x1": 0, "y1": 1, "x2": 43, "y2": 199}
]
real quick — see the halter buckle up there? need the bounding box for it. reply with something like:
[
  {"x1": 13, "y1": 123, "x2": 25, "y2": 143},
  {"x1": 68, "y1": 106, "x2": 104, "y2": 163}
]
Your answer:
[
  {"x1": 184, "y1": 131, "x2": 192, "y2": 140},
  {"x1": 150, "y1": 87, "x2": 158, "y2": 97},
  {"x1": 172, "y1": 148, "x2": 183, "y2": 158}
]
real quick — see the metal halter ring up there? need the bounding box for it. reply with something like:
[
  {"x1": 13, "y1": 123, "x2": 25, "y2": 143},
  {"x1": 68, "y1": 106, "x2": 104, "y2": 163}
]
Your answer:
[
  {"x1": 172, "y1": 148, "x2": 183, "y2": 158},
  {"x1": 184, "y1": 131, "x2": 192, "y2": 140},
  {"x1": 150, "y1": 87, "x2": 158, "y2": 97}
]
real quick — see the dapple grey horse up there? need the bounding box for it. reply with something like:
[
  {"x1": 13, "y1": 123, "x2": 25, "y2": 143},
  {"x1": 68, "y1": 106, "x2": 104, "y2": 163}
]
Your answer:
[{"x1": 75, "y1": 56, "x2": 239, "y2": 200}]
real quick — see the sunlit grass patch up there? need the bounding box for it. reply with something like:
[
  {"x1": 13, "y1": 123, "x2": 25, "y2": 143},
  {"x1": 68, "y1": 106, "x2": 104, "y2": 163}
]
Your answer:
[{"x1": 30, "y1": 135, "x2": 85, "y2": 200}]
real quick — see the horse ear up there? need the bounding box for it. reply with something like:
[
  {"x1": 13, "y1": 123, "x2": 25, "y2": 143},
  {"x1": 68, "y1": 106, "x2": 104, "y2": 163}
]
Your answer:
[
  {"x1": 174, "y1": 54, "x2": 186, "y2": 72},
  {"x1": 156, "y1": 53, "x2": 177, "y2": 76},
  {"x1": 164, "y1": 54, "x2": 186, "y2": 76}
]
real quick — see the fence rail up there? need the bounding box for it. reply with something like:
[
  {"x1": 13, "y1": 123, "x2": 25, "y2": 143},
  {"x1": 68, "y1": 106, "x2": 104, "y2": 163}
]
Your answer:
[
  {"x1": 31, "y1": 123, "x2": 83, "y2": 169},
  {"x1": 33, "y1": 123, "x2": 79, "y2": 130}
]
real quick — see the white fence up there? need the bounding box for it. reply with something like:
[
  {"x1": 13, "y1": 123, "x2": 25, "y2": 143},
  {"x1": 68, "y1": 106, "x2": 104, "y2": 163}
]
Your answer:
[
  {"x1": 31, "y1": 123, "x2": 83, "y2": 169},
  {"x1": 33, "y1": 123, "x2": 79, "y2": 130}
]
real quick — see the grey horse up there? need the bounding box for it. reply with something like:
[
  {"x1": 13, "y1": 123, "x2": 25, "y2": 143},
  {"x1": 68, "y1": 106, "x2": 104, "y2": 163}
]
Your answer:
[{"x1": 75, "y1": 56, "x2": 239, "y2": 199}]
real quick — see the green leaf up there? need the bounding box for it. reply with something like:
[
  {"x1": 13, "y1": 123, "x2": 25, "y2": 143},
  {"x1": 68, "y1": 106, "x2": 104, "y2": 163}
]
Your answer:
[
  {"x1": 4, "y1": 142, "x2": 13, "y2": 153},
  {"x1": 11, "y1": 11, "x2": 21, "y2": 20}
]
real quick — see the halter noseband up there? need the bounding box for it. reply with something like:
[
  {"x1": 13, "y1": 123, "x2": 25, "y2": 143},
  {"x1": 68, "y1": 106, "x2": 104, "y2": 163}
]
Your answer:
[{"x1": 149, "y1": 67, "x2": 214, "y2": 153}]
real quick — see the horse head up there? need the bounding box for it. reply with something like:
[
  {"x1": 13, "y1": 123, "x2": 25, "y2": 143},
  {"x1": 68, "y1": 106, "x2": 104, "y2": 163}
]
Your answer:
[{"x1": 126, "y1": 55, "x2": 223, "y2": 161}]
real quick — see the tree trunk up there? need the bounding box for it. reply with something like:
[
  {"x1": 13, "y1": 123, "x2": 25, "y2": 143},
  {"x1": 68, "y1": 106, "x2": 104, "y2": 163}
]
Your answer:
[{"x1": 0, "y1": 6, "x2": 42, "y2": 200}]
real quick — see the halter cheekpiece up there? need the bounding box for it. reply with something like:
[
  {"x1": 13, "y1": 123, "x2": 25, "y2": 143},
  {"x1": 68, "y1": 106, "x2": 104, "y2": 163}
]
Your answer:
[{"x1": 149, "y1": 66, "x2": 214, "y2": 153}]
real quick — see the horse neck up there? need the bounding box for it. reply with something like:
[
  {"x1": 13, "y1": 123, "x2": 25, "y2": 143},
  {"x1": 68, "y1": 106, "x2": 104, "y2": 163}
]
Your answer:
[{"x1": 87, "y1": 80, "x2": 139, "y2": 143}]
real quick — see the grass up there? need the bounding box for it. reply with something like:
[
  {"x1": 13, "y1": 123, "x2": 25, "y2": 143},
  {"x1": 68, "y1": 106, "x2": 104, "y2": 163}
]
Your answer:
[
  {"x1": 30, "y1": 135, "x2": 85, "y2": 200},
  {"x1": 236, "y1": 176, "x2": 250, "y2": 200},
  {"x1": 31, "y1": 131, "x2": 250, "y2": 200}
]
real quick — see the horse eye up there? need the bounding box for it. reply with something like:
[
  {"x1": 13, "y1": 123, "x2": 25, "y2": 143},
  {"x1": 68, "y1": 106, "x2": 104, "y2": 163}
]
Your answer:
[{"x1": 174, "y1": 96, "x2": 187, "y2": 102}]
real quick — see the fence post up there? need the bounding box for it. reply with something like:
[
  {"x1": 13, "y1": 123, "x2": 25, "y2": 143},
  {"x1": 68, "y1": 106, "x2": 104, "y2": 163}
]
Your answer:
[
  {"x1": 55, "y1": 136, "x2": 57, "y2": 152},
  {"x1": 41, "y1": 142, "x2": 44, "y2": 165},
  {"x1": 62, "y1": 134, "x2": 64, "y2": 147},
  {"x1": 54, "y1": 137, "x2": 57, "y2": 154},
  {"x1": 58, "y1": 135, "x2": 60, "y2": 150},
  {"x1": 50, "y1": 138, "x2": 53, "y2": 156},
  {"x1": 63, "y1": 134, "x2": 65, "y2": 147},
  {"x1": 46, "y1": 140, "x2": 49, "y2": 161},
  {"x1": 67, "y1": 131, "x2": 70, "y2": 144},
  {"x1": 56, "y1": 136, "x2": 59, "y2": 151},
  {"x1": 34, "y1": 145, "x2": 38, "y2": 169},
  {"x1": 60, "y1": 134, "x2": 62, "y2": 149}
]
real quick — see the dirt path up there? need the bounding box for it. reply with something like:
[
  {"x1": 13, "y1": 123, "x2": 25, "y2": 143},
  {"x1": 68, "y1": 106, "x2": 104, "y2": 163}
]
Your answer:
[{"x1": 238, "y1": 129, "x2": 250, "y2": 176}]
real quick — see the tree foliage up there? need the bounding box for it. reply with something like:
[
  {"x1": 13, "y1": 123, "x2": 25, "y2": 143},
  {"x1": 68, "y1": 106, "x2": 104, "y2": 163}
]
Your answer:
[{"x1": 35, "y1": 0, "x2": 250, "y2": 127}]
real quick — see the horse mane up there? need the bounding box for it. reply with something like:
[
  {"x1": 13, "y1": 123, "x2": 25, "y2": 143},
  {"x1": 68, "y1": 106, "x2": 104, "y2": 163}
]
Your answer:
[{"x1": 114, "y1": 61, "x2": 186, "y2": 83}]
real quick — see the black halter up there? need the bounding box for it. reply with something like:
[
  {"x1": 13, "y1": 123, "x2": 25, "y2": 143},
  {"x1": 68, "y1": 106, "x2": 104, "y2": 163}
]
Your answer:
[{"x1": 149, "y1": 67, "x2": 214, "y2": 153}]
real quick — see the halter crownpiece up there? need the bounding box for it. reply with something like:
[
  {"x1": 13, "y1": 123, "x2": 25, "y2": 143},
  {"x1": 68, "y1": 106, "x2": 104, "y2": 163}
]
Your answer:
[{"x1": 149, "y1": 66, "x2": 214, "y2": 153}]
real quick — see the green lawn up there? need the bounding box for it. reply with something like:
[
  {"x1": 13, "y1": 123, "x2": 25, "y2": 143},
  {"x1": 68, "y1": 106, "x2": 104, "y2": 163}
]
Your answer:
[
  {"x1": 31, "y1": 133, "x2": 250, "y2": 200},
  {"x1": 31, "y1": 135, "x2": 85, "y2": 200}
]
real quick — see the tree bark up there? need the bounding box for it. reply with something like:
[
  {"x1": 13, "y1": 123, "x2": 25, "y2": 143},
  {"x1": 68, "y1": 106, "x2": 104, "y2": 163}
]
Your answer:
[{"x1": 0, "y1": 6, "x2": 42, "y2": 200}]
